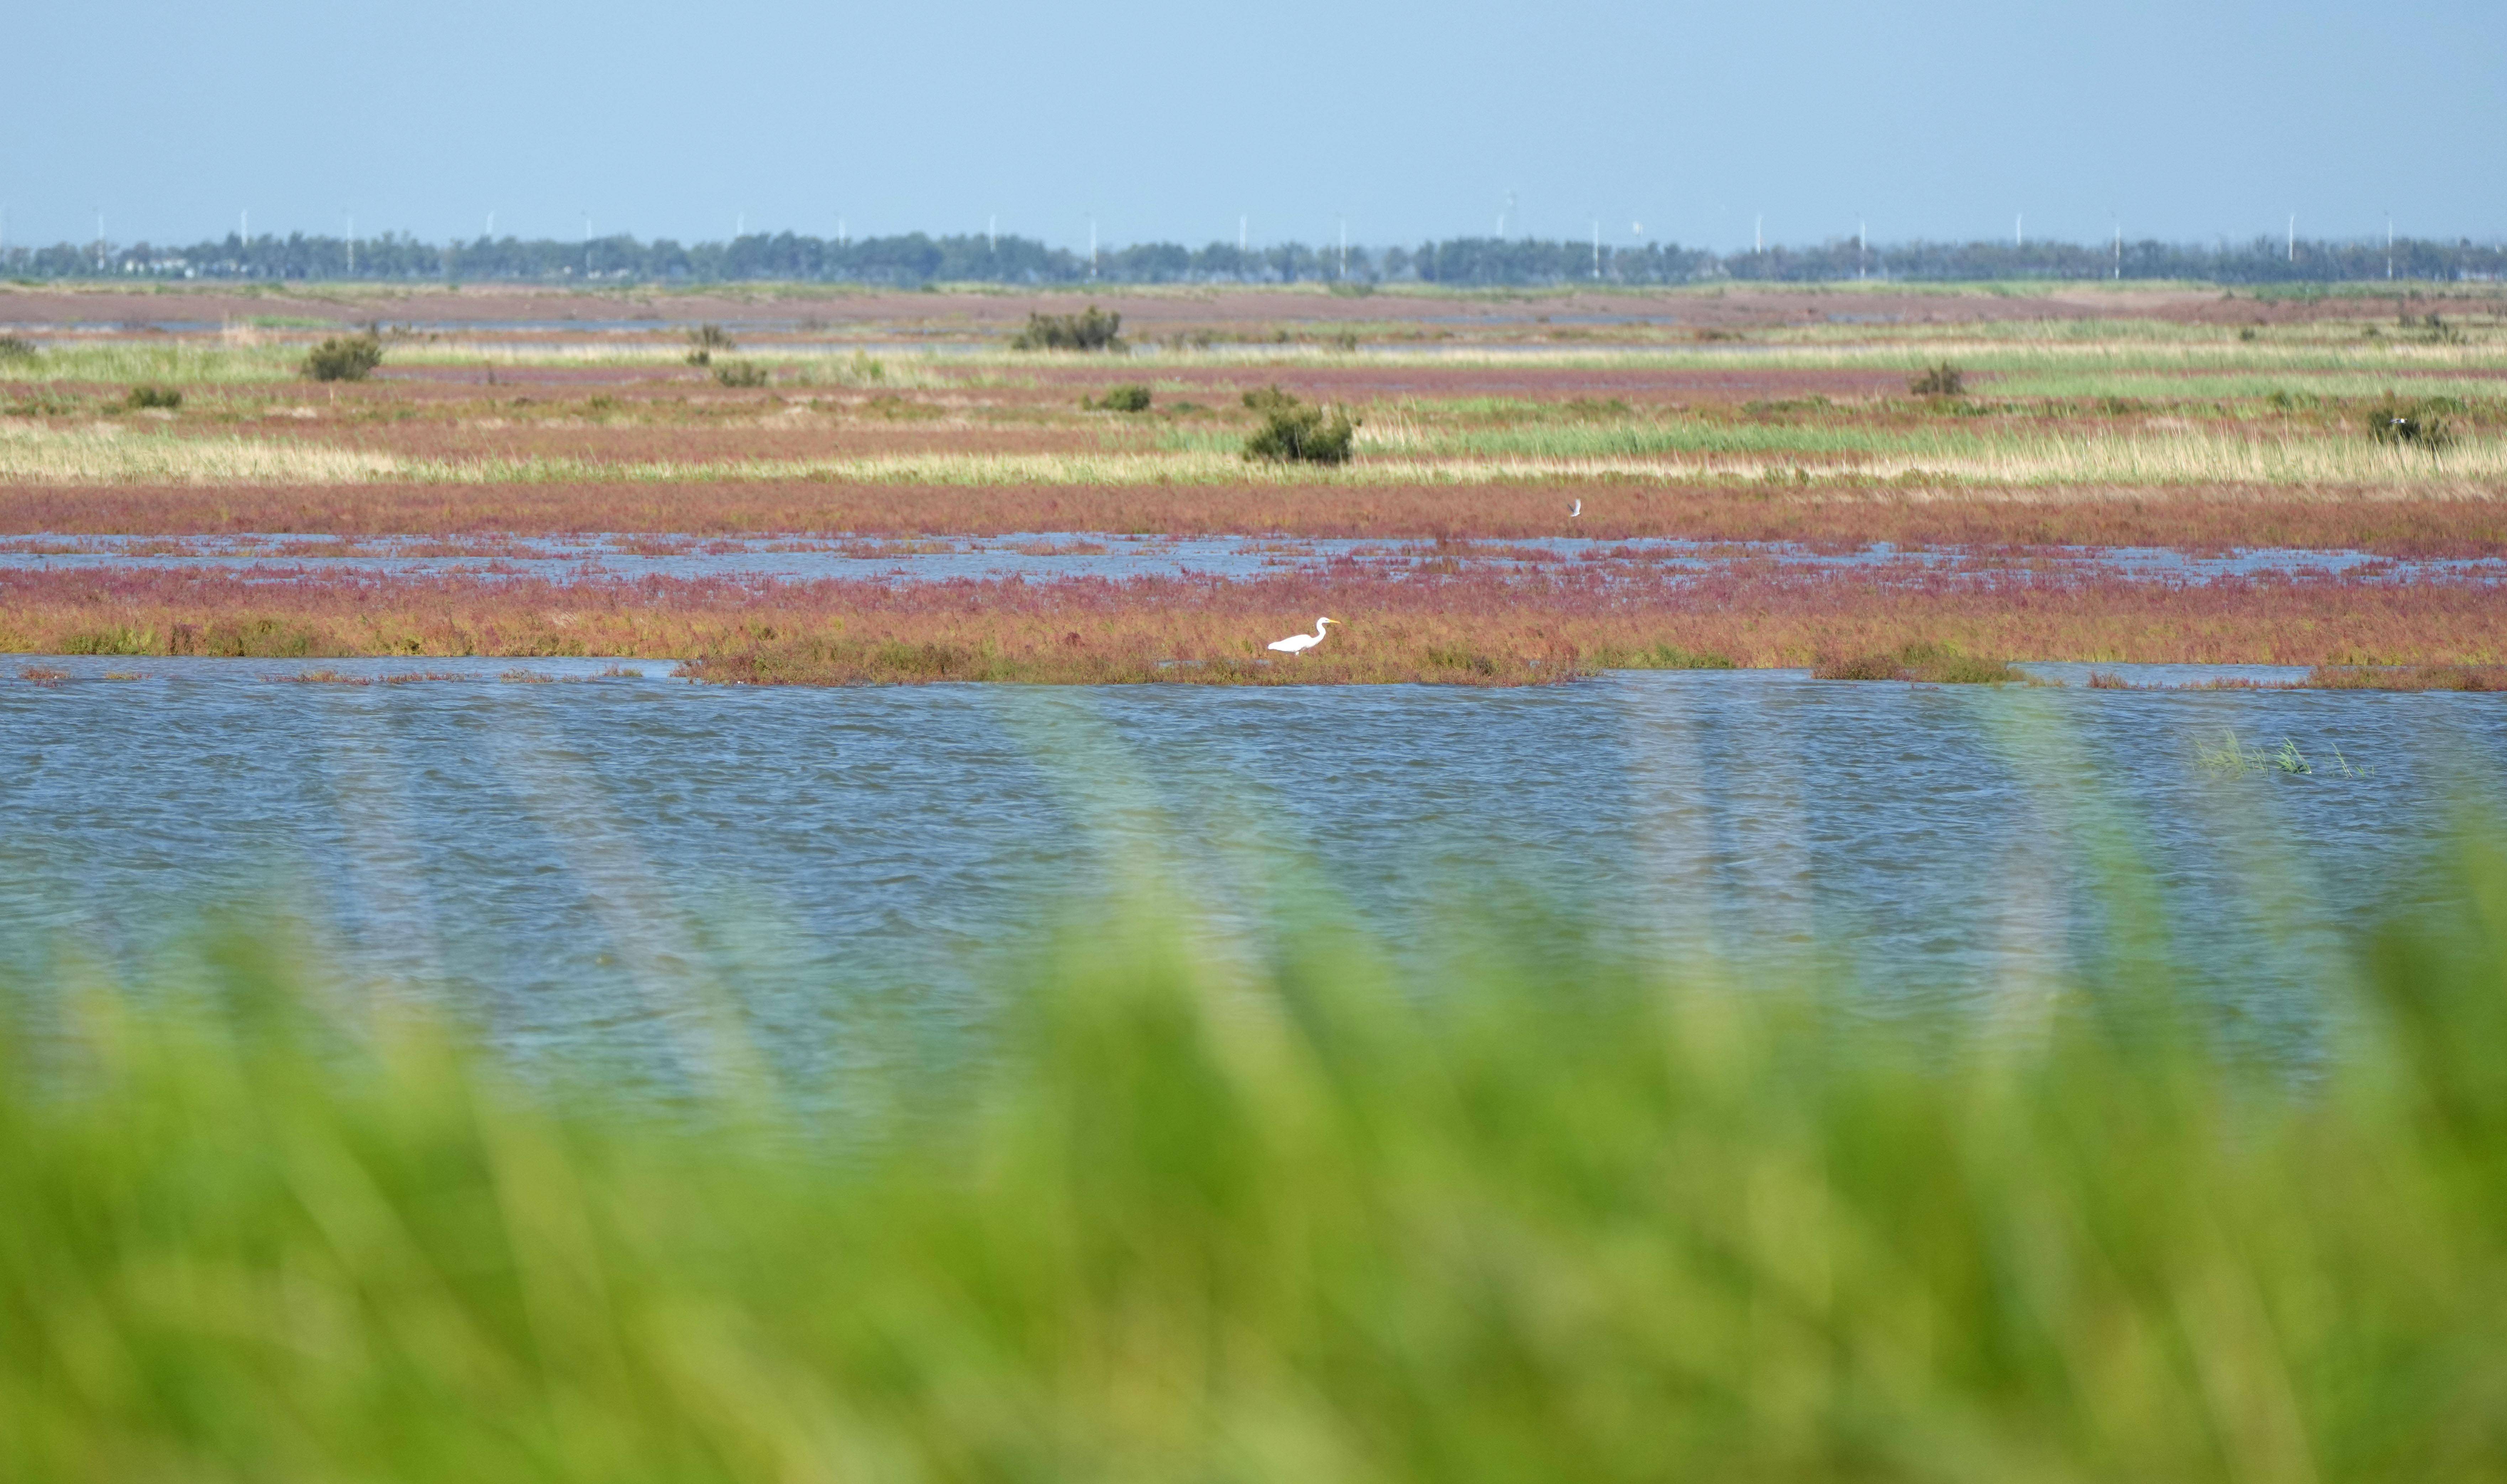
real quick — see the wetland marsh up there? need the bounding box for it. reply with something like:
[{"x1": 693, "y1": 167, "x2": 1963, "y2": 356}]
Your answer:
[
  {"x1": 2, "y1": 281, "x2": 2504, "y2": 680},
  {"x1": 9, "y1": 280, "x2": 2507, "y2": 1482}
]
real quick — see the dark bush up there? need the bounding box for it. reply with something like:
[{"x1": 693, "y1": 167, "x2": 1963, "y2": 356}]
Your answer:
[
  {"x1": 714, "y1": 361, "x2": 770, "y2": 388},
  {"x1": 125, "y1": 384, "x2": 182, "y2": 410},
  {"x1": 1815, "y1": 642, "x2": 2021, "y2": 684},
  {"x1": 685, "y1": 323, "x2": 734, "y2": 367},
  {"x1": 2413, "y1": 313, "x2": 2466, "y2": 345},
  {"x1": 1643, "y1": 644, "x2": 1736, "y2": 670},
  {"x1": 1907, "y1": 362, "x2": 1964, "y2": 397},
  {"x1": 301, "y1": 334, "x2": 383, "y2": 383},
  {"x1": 168, "y1": 617, "x2": 325, "y2": 658},
  {"x1": 1011, "y1": 306, "x2": 1124, "y2": 352},
  {"x1": 1424, "y1": 647, "x2": 1499, "y2": 675},
  {"x1": 0, "y1": 335, "x2": 36, "y2": 361},
  {"x1": 1241, "y1": 386, "x2": 1357, "y2": 465},
  {"x1": 1813, "y1": 653, "x2": 1911, "y2": 681},
  {"x1": 2365, "y1": 397, "x2": 2458, "y2": 452},
  {"x1": 1092, "y1": 384, "x2": 1152, "y2": 413}
]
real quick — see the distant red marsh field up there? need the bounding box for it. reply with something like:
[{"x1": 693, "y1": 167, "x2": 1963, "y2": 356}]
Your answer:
[{"x1": 5, "y1": 479, "x2": 2504, "y2": 554}]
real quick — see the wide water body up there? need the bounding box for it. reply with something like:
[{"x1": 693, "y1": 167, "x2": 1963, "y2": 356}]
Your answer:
[{"x1": 4, "y1": 662, "x2": 2501, "y2": 1069}]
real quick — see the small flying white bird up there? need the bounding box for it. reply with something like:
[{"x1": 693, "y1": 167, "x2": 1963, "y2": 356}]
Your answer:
[
  {"x1": 1570, "y1": 499, "x2": 1582, "y2": 518},
  {"x1": 1267, "y1": 617, "x2": 1337, "y2": 656}
]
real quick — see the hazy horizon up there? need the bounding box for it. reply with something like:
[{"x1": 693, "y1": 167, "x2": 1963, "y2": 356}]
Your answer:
[{"x1": 10, "y1": 0, "x2": 2501, "y2": 254}]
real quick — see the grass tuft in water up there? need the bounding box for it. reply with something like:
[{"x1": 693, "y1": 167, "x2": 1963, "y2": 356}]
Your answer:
[
  {"x1": 2302, "y1": 663, "x2": 2507, "y2": 691},
  {"x1": 1814, "y1": 640, "x2": 2024, "y2": 683}
]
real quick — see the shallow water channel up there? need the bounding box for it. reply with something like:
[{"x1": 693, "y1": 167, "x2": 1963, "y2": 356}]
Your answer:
[
  {"x1": 5, "y1": 533, "x2": 2498, "y2": 586},
  {"x1": 4, "y1": 661, "x2": 2501, "y2": 1073}
]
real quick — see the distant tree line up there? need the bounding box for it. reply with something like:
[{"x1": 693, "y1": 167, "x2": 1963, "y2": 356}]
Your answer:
[{"x1": 3, "y1": 229, "x2": 2498, "y2": 286}]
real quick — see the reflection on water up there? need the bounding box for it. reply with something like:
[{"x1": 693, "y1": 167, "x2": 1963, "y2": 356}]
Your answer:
[{"x1": 2, "y1": 661, "x2": 2500, "y2": 1070}]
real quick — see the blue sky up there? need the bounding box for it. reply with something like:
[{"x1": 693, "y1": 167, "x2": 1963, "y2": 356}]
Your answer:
[{"x1": 10, "y1": 0, "x2": 2500, "y2": 252}]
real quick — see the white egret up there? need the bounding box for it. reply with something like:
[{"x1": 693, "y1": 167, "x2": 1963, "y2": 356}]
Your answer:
[
  {"x1": 1267, "y1": 617, "x2": 1337, "y2": 656},
  {"x1": 1570, "y1": 499, "x2": 1582, "y2": 518}
]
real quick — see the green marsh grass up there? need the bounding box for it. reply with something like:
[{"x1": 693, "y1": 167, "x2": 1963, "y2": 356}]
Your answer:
[
  {"x1": 0, "y1": 423, "x2": 401, "y2": 483},
  {"x1": 8, "y1": 417, "x2": 2504, "y2": 489},
  {"x1": 1980, "y1": 372, "x2": 2507, "y2": 402},
  {"x1": 0, "y1": 341, "x2": 299, "y2": 385},
  {"x1": 8, "y1": 843, "x2": 2507, "y2": 1479},
  {"x1": 1813, "y1": 641, "x2": 2027, "y2": 684},
  {"x1": 366, "y1": 336, "x2": 2507, "y2": 380},
  {"x1": 2301, "y1": 664, "x2": 2507, "y2": 692}
]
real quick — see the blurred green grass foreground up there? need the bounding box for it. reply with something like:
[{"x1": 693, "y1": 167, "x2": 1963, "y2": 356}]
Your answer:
[{"x1": 6, "y1": 846, "x2": 2507, "y2": 1482}]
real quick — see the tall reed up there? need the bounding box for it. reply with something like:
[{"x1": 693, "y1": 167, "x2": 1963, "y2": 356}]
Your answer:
[{"x1": 4, "y1": 841, "x2": 2507, "y2": 1479}]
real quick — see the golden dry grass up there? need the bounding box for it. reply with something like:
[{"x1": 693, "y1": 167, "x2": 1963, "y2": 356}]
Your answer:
[{"x1": 0, "y1": 422, "x2": 402, "y2": 483}]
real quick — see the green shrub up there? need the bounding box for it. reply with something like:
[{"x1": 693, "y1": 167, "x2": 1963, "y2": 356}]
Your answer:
[
  {"x1": 1812, "y1": 652, "x2": 1911, "y2": 681},
  {"x1": 62, "y1": 626, "x2": 156, "y2": 656},
  {"x1": 1091, "y1": 383, "x2": 1152, "y2": 413},
  {"x1": 1641, "y1": 644, "x2": 1736, "y2": 670},
  {"x1": 300, "y1": 334, "x2": 383, "y2": 383},
  {"x1": 1815, "y1": 641, "x2": 2022, "y2": 683},
  {"x1": 684, "y1": 322, "x2": 734, "y2": 366},
  {"x1": 714, "y1": 361, "x2": 770, "y2": 388},
  {"x1": 1907, "y1": 361, "x2": 1964, "y2": 396},
  {"x1": 1241, "y1": 386, "x2": 1358, "y2": 464},
  {"x1": 166, "y1": 617, "x2": 325, "y2": 658},
  {"x1": 2412, "y1": 312, "x2": 2467, "y2": 345},
  {"x1": 2365, "y1": 396, "x2": 2458, "y2": 452},
  {"x1": 125, "y1": 384, "x2": 182, "y2": 411},
  {"x1": 1424, "y1": 646, "x2": 1498, "y2": 675},
  {"x1": 0, "y1": 335, "x2": 36, "y2": 362},
  {"x1": 1011, "y1": 305, "x2": 1124, "y2": 352}
]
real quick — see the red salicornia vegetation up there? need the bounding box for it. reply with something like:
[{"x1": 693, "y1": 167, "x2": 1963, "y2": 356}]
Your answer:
[
  {"x1": 2, "y1": 564, "x2": 2502, "y2": 683},
  {"x1": 6, "y1": 480, "x2": 2504, "y2": 556}
]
